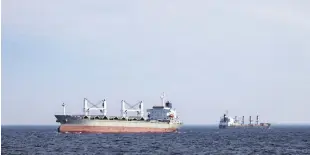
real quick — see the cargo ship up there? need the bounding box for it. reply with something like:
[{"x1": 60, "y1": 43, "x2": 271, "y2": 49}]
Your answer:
[
  {"x1": 218, "y1": 112, "x2": 271, "y2": 129},
  {"x1": 55, "y1": 93, "x2": 182, "y2": 133}
]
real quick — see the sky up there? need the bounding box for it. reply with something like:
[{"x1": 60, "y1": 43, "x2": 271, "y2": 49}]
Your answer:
[{"x1": 2, "y1": 0, "x2": 310, "y2": 125}]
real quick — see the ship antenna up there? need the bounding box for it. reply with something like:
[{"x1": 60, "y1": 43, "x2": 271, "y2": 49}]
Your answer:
[
  {"x1": 62, "y1": 103, "x2": 66, "y2": 115},
  {"x1": 160, "y1": 92, "x2": 165, "y2": 107}
]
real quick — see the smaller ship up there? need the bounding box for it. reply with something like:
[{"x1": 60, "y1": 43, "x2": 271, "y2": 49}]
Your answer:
[{"x1": 218, "y1": 111, "x2": 271, "y2": 129}]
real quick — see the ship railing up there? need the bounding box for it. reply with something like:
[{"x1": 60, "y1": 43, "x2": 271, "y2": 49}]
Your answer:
[
  {"x1": 80, "y1": 115, "x2": 147, "y2": 120},
  {"x1": 73, "y1": 114, "x2": 183, "y2": 123}
]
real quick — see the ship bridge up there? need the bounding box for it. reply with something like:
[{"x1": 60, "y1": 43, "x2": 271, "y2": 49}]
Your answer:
[{"x1": 146, "y1": 93, "x2": 178, "y2": 121}]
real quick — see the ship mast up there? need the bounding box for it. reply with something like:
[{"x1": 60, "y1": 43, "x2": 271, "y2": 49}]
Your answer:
[
  {"x1": 102, "y1": 99, "x2": 107, "y2": 116},
  {"x1": 249, "y1": 116, "x2": 252, "y2": 125},
  {"x1": 160, "y1": 92, "x2": 165, "y2": 107},
  {"x1": 62, "y1": 103, "x2": 66, "y2": 115},
  {"x1": 84, "y1": 98, "x2": 89, "y2": 116},
  {"x1": 256, "y1": 115, "x2": 259, "y2": 125},
  {"x1": 242, "y1": 116, "x2": 244, "y2": 125}
]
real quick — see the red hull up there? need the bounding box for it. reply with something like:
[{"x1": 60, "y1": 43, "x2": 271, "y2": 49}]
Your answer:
[{"x1": 58, "y1": 125, "x2": 177, "y2": 133}]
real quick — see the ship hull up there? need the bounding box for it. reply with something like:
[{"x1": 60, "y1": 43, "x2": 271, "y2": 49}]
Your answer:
[
  {"x1": 219, "y1": 124, "x2": 271, "y2": 129},
  {"x1": 55, "y1": 115, "x2": 182, "y2": 133},
  {"x1": 58, "y1": 125, "x2": 177, "y2": 133}
]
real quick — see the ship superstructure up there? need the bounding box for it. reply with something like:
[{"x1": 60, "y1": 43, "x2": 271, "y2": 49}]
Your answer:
[
  {"x1": 55, "y1": 92, "x2": 182, "y2": 133},
  {"x1": 218, "y1": 111, "x2": 271, "y2": 129}
]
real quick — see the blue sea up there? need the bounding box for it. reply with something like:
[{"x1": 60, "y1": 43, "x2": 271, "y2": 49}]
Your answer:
[{"x1": 1, "y1": 125, "x2": 310, "y2": 154}]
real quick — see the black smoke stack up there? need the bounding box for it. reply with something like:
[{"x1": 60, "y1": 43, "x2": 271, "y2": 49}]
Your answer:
[
  {"x1": 165, "y1": 101, "x2": 172, "y2": 108},
  {"x1": 223, "y1": 114, "x2": 226, "y2": 122}
]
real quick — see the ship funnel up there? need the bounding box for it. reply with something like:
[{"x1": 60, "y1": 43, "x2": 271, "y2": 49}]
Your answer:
[{"x1": 165, "y1": 101, "x2": 172, "y2": 109}]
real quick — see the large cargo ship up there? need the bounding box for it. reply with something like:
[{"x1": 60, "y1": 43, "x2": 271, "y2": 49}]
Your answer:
[
  {"x1": 218, "y1": 112, "x2": 271, "y2": 129},
  {"x1": 55, "y1": 93, "x2": 182, "y2": 133}
]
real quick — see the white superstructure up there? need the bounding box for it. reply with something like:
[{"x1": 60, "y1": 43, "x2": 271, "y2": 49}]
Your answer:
[
  {"x1": 219, "y1": 115, "x2": 241, "y2": 128},
  {"x1": 147, "y1": 92, "x2": 179, "y2": 122}
]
